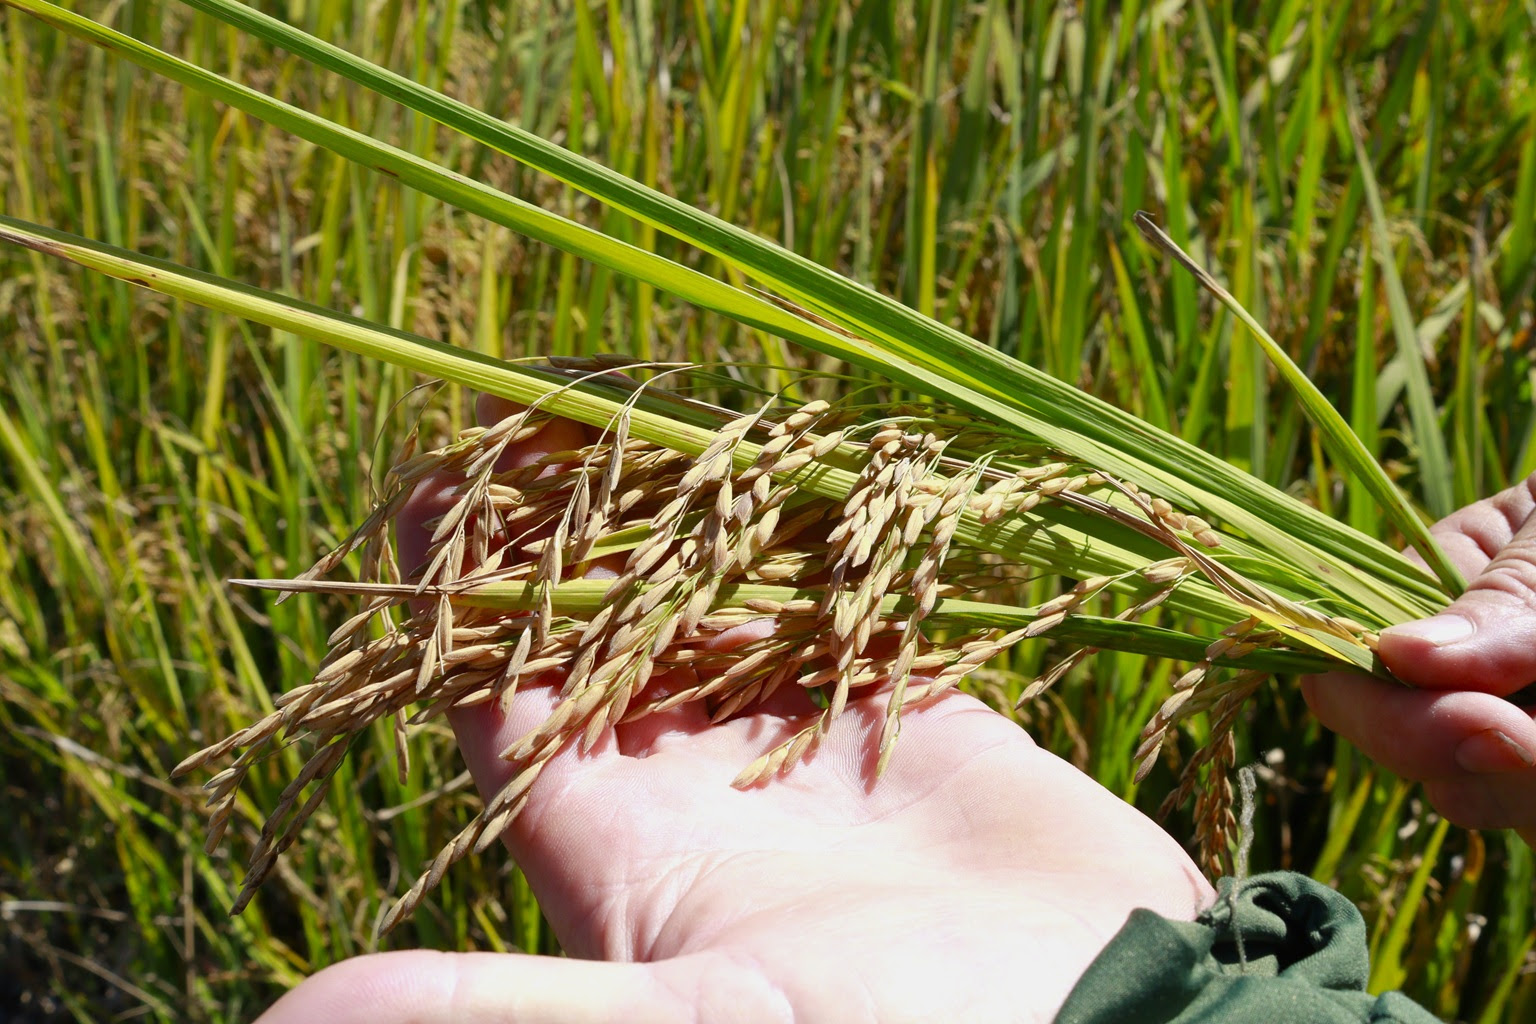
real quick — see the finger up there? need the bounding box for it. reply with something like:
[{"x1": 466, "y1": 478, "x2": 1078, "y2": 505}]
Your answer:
[
  {"x1": 1300, "y1": 672, "x2": 1536, "y2": 783},
  {"x1": 397, "y1": 471, "x2": 464, "y2": 582},
  {"x1": 395, "y1": 402, "x2": 597, "y2": 577},
  {"x1": 1382, "y1": 476, "x2": 1536, "y2": 694},
  {"x1": 1423, "y1": 773, "x2": 1536, "y2": 833},
  {"x1": 1420, "y1": 474, "x2": 1536, "y2": 576},
  {"x1": 253, "y1": 949, "x2": 759, "y2": 1024},
  {"x1": 475, "y1": 393, "x2": 595, "y2": 471}
]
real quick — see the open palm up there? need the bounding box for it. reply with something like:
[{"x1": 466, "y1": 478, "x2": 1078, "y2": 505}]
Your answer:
[
  {"x1": 261, "y1": 681, "x2": 1210, "y2": 1023},
  {"x1": 256, "y1": 402, "x2": 1212, "y2": 1023}
]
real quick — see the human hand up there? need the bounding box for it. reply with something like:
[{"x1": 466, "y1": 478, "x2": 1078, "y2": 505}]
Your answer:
[
  {"x1": 1302, "y1": 475, "x2": 1536, "y2": 845},
  {"x1": 255, "y1": 397, "x2": 1212, "y2": 1024}
]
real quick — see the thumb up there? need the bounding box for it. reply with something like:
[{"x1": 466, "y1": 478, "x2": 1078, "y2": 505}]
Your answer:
[
  {"x1": 253, "y1": 949, "x2": 762, "y2": 1024},
  {"x1": 1380, "y1": 506, "x2": 1536, "y2": 695}
]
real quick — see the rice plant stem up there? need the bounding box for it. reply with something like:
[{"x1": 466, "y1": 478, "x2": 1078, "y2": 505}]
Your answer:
[{"x1": 229, "y1": 576, "x2": 1338, "y2": 676}]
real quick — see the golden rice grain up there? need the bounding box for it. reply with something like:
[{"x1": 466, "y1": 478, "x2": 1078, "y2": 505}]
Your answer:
[{"x1": 182, "y1": 382, "x2": 1316, "y2": 928}]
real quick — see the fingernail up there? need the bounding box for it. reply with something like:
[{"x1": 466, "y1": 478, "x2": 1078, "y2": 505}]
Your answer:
[
  {"x1": 1383, "y1": 613, "x2": 1475, "y2": 647},
  {"x1": 1455, "y1": 730, "x2": 1536, "y2": 774}
]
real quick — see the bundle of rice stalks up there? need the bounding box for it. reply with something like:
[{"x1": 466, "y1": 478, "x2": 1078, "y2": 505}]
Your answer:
[
  {"x1": 0, "y1": 0, "x2": 1461, "y2": 926},
  {"x1": 162, "y1": 365, "x2": 1381, "y2": 925}
]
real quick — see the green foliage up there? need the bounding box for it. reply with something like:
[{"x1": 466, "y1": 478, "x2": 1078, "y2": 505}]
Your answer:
[{"x1": 1, "y1": 0, "x2": 1533, "y2": 1019}]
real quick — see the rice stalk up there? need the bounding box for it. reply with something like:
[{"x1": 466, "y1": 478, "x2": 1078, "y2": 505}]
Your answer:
[{"x1": 169, "y1": 372, "x2": 1389, "y2": 924}]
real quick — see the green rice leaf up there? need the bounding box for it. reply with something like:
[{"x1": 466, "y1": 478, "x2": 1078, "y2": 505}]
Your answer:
[
  {"x1": 0, "y1": 0, "x2": 1450, "y2": 625},
  {"x1": 0, "y1": 214, "x2": 1253, "y2": 629},
  {"x1": 148, "y1": 0, "x2": 1449, "y2": 620},
  {"x1": 1346, "y1": 77, "x2": 1458, "y2": 526},
  {"x1": 1134, "y1": 211, "x2": 1463, "y2": 597}
]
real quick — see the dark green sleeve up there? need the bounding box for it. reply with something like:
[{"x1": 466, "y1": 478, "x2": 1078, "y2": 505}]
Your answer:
[{"x1": 1054, "y1": 872, "x2": 1443, "y2": 1024}]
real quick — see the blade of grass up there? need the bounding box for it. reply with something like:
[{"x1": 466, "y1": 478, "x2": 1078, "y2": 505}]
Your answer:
[
  {"x1": 1452, "y1": 260, "x2": 1484, "y2": 509},
  {"x1": 1368, "y1": 816, "x2": 1451, "y2": 993},
  {"x1": 1134, "y1": 211, "x2": 1463, "y2": 596},
  {"x1": 1348, "y1": 247, "x2": 1381, "y2": 537},
  {"x1": 0, "y1": 215, "x2": 1257, "y2": 630},
  {"x1": 153, "y1": 0, "x2": 1452, "y2": 618},
  {"x1": 1, "y1": 0, "x2": 1445, "y2": 632},
  {"x1": 1474, "y1": 930, "x2": 1536, "y2": 1024},
  {"x1": 1310, "y1": 767, "x2": 1376, "y2": 885},
  {"x1": 1345, "y1": 76, "x2": 1456, "y2": 523},
  {"x1": 1105, "y1": 233, "x2": 1171, "y2": 432}
]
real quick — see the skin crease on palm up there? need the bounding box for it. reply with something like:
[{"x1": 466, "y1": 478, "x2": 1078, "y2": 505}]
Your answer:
[{"x1": 256, "y1": 396, "x2": 1536, "y2": 1023}]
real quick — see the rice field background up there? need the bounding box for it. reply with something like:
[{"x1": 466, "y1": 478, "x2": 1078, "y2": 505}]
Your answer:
[{"x1": 1, "y1": 0, "x2": 1534, "y2": 1019}]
